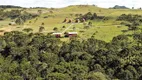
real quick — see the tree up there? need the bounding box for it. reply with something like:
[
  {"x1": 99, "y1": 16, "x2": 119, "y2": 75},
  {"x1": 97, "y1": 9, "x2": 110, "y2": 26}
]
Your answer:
[
  {"x1": 139, "y1": 75, "x2": 142, "y2": 80},
  {"x1": 137, "y1": 67, "x2": 142, "y2": 76},
  {"x1": 0, "y1": 37, "x2": 6, "y2": 51},
  {"x1": 39, "y1": 52, "x2": 58, "y2": 70},
  {"x1": 133, "y1": 33, "x2": 142, "y2": 46},
  {"x1": 38, "y1": 10, "x2": 42, "y2": 15},
  {"x1": 54, "y1": 62, "x2": 88, "y2": 79},
  {"x1": 39, "y1": 26, "x2": 45, "y2": 33},
  {"x1": 90, "y1": 64, "x2": 105, "y2": 73},
  {"x1": 84, "y1": 12, "x2": 93, "y2": 20},
  {"x1": 91, "y1": 13, "x2": 97, "y2": 20},
  {"x1": 118, "y1": 70, "x2": 134, "y2": 80},
  {"x1": 111, "y1": 35, "x2": 129, "y2": 50},
  {"x1": 7, "y1": 10, "x2": 21, "y2": 19},
  {"x1": 46, "y1": 72, "x2": 71, "y2": 80},
  {"x1": 15, "y1": 13, "x2": 38, "y2": 25},
  {"x1": 22, "y1": 28, "x2": 33, "y2": 33},
  {"x1": 126, "y1": 65, "x2": 138, "y2": 79},
  {"x1": 106, "y1": 68, "x2": 114, "y2": 78},
  {"x1": 53, "y1": 27, "x2": 58, "y2": 32},
  {"x1": 88, "y1": 21, "x2": 92, "y2": 27},
  {"x1": 15, "y1": 17, "x2": 24, "y2": 25}
]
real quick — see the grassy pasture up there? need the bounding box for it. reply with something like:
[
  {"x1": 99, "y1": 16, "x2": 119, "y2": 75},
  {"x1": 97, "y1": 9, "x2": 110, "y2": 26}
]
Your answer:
[{"x1": 1, "y1": 5, "x2": 142, "y2": 42}]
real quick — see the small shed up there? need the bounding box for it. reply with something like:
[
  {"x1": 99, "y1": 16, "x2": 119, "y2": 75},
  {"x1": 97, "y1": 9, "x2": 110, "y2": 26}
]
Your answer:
[
  {"x1": 53, "y1": 33, "x2": 62, "y2": 38},
  {"x1": 68, "y1": 32, "x2": 78, "y2": 37}
]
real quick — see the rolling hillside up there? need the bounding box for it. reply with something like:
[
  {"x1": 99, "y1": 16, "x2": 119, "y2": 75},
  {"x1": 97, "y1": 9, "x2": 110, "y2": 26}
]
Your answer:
[{"x1": 0, "y1": 5, "x2": 142, "y2": 42}]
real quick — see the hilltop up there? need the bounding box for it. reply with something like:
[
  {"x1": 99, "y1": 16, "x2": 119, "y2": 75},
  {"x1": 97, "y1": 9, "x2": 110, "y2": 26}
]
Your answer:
[{"x1": 110, "y1": 5, "x2": 129, "y2": 9}]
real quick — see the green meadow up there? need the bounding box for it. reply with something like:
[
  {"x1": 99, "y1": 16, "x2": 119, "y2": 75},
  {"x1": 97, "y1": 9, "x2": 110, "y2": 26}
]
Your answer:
[{"x1": 0, "y1": 5, "x2": 142, "y2": 42}]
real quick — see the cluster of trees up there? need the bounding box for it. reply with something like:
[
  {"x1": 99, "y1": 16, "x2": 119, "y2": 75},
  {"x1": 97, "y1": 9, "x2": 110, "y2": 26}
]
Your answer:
[
  {"x1": 0, "y1": 9, "x2": 4, "y2": 20},
  {"x1": 117, "y1": 14, "x2": 142, "y2": 30},
  {"x1": 76, "y1": 12, "x2": 110, "y2": 21},
  {"x1": 117, "y1": 14, "x2": 142, "y2": 23},
  {"x1": 0, "y1": 9, "x2": 23, "y2": 20},
  {"x1": 5, "y1": 10, "x2": 22, "y2": 19},
  {"x1": 0, "y1": 30, "x2": 142, "y2": 80},
  {"x1": 15, "y1": 12, "x2": 38, "y2": 25},
  {"x1": 0, "y1": 9, "x2": 38, "y2": 25},
  {"x1": 0, "y1": 8, "x2": 6, "y2": 20}
]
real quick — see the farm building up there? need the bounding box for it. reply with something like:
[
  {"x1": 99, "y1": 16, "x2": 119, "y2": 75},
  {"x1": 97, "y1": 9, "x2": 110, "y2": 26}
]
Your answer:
[
  {"x1": 65, "y1": 32, "x2": 78, "y2": 37},
  {"x1": 52, "y1": 33, "x2": 62, "y2": 38}
]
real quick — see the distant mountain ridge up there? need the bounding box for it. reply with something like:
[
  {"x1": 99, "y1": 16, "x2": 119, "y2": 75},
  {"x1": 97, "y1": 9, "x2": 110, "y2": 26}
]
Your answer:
[{"x1": 110, "y1": 5, "x2": 129, "y2": 9}]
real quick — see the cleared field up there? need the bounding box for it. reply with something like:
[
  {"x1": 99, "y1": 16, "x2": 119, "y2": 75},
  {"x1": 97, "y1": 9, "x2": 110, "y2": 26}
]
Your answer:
[{"x1": 1, "y1": 5, "x2": 142, "y2": 42}]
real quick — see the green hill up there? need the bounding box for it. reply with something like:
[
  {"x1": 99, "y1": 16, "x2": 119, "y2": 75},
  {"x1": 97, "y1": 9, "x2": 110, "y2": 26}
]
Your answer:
[{"x1": 0, "y1": 5, "x2": 142, "y2": 42}]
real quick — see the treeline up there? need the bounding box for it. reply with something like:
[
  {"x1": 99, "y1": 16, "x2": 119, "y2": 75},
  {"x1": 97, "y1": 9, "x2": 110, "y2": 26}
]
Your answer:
[
  {"x1": 76, "y1": 12, "x2": 110, "y2": 21},
  {"x1": 117, "y1": 14, "x2": 142, "y2": 23},
  {"x1": 0, "y1": 30, "x2": 142, "y2": 80},
  {"x1": 0, "y1": 9, "x2": 38, "y2": 25},
  {"x1": 0, "y1": 5, "x2": 22, "y2": 8},
  {"x1": 15, "y1": 12, "x2": 38, "y2": 25},
  {"x1": 117, "y1": 14, "x2": 142, "y2": 30}
]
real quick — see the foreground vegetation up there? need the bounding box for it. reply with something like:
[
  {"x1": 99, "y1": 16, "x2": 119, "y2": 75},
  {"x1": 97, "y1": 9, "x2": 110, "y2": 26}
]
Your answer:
[{"x1": 0, "y1": 30, "x2": 142, "y2": 80}]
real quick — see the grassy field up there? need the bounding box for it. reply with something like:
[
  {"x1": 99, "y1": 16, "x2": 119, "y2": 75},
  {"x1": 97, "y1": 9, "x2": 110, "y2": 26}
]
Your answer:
[{"x1": 0, "y1": 5, "x2": 142, "y2": 42}]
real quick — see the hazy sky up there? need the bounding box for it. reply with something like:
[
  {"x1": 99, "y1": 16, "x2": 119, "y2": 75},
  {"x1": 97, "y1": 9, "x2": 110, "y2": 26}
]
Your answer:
[{"x1": 0, "y1": 0, "x2": 141, "y2": 8}]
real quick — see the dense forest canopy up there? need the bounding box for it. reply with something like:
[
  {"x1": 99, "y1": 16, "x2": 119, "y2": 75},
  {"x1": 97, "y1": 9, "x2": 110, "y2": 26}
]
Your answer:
[{"x1": 0, "y1": 30, "x2": 142, "y2": 80}]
